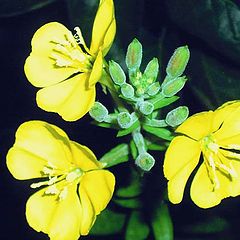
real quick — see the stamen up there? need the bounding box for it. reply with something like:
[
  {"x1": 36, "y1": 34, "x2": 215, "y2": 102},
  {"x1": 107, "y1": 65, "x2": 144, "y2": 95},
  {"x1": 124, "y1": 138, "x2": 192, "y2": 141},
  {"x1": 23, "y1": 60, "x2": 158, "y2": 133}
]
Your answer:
[
  {"x1": 59, "y1": 187, "x2": 68, "y2": 201},
  {"x1": 30, "y1": 181, "x2": 49, "y2": 189},
  {"x1": 45, "y1": 185, "x2": 60, "y2": 195},
  {"x1": 66, "y1": 168, "x2": 83, "y2": 182},
  {"x1": 208, "y1": 155, "x2": 220, "y2": 190}
]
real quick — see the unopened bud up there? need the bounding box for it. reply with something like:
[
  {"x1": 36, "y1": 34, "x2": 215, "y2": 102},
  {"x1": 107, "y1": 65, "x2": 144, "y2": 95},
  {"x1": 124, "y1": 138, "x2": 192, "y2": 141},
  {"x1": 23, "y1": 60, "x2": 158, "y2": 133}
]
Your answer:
[
  {"x1": 126, "y1": 38, "x2": 142, "y2": 70},
  {"x1": 165, "y1": 106, "x2": 189, "y2": 127},
  {"x1": 109, "y1": 60, "x2": 126, "y2": 86},
  {"x1": 144, "y1": 57, "x2": 159, "y2": 83},
  {"x1": 117, "y1": 112, "x2": 132, "y2": 129},
  {"x1": 139, "y1": 101, "x2": 154, "y2": 115},
  {"x1": 147, "y1": 82, "x2": 160, "y2": 96},
  {"x1": 166, "y1": 46, "x2": 190, "y2": 78},
  {"x1": 135, "y1": 152, "x2": 155, "y2": 171},
  {"x1": 89, "y1": 102, "x2": 108, "y2": 122},
  {"x1": 121, "y1": 83, "x2": 135, "y2": 98},
  {"x1": 162, "y1": 76, "x2": 187, "y2": 97}
]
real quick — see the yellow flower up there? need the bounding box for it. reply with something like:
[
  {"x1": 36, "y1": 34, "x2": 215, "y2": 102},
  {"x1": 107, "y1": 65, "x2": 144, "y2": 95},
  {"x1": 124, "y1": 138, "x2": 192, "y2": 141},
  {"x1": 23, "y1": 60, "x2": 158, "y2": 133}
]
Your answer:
[
  {"x1": 7, "y1": 120, "x2": 115, "y2": 240},
  {"x1": 24, "y1": 0, "x2": 116, "y2": 121},
  {"x1": 164, "y1": 101, "x2": 240, "y2": 208}
]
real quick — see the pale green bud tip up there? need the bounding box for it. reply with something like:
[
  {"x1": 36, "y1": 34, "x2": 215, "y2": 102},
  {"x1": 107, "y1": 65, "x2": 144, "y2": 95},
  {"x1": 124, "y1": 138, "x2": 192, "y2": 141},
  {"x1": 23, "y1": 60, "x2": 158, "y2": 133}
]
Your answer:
[
  {"x1": 166, "y1": 106, "x2": 189, "y2": 127},
  {"x1": 139, "y1": 101, "x2": 154, "y2": 115},
  {"x1": 109, "y1": 60, "x2": 126, "y2": 85},
  {"x1": 121, "y1": 83, "x2": 135, "y2": 98},
  {"x1": 147, "y1": 82, "x2": 160, "y2": 96},
  {"x1": 162, "y1": 76, "x2": 187, "y2": 97},
  {"x1": 89, "y1": 102, "x2": 109, "y2": 122},
  {"x1": 126, "y1": 38, "x2": 142, "y2": 70},
  {"x1": 135, "y1": 152, "x2": 155, "y2": 171},
  {"x1": 117, "y1": 112, "x2": 132, "y2": 129},
  {"x1": 166, "y1": 45, "x2": 190, "y2": 78}
]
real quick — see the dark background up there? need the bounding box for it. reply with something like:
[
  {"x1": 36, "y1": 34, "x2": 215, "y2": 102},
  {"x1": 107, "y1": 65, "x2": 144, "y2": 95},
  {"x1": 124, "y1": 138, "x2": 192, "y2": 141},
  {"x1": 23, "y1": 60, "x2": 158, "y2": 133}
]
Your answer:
[{"x1": 1, "y1": 0, "x2": 240, "y2": 239}]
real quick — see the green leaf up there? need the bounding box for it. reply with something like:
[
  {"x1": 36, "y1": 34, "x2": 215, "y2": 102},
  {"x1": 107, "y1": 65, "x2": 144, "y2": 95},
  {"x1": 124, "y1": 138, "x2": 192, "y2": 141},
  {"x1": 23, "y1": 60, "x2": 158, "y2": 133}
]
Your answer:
[
  {"x1": 90, "y1": 208, "x2": 126, "y2": 235},
  {"x1": 143, "y1": 125, "x2": 173, "y2": 141},
  {"x1": 125, "y1": 210, "x2": 150, "y2": 240},
  {"x1": 130, "y1": 140, "x2": 138, "y2": 159},
  {"x1": 0, "y1": 0, "x2": 57, "y2": 17},
  {"x1": 148, "y1": 94, "x2": 179, "y2": 110},
  {"x1": 113, "y1": 196, "x2": 142, "y2": 209},
  {"x1": 151, "y1": 202, "x2": 174, "y2": 240},
  {"x1": 116, "y1": 168, "x2": 143, "y2": 198},
  {"x1": 99, "y1": 143, "x2": 129, "y2": 168}
]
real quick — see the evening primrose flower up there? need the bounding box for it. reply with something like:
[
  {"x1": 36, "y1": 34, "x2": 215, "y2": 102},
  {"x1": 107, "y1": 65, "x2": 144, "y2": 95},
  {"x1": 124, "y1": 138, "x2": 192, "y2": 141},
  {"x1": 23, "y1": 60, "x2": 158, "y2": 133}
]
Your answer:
[
  {"x1": 24, "y1": 0, "x2": 116, "y2": 121},
  {"x1": 164, "y1": 101, "x2": 240, "y2": 208},
  {"x1": 6, "y1": 121, "x2": 115, "y2": 240}
]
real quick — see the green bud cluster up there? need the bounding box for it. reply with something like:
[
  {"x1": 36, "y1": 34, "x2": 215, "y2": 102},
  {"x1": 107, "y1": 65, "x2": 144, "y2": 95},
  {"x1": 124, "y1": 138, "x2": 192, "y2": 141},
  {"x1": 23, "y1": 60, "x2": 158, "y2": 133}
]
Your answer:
[{"x1": 90, "y1": 40, "x2": 191, "y2": 172}]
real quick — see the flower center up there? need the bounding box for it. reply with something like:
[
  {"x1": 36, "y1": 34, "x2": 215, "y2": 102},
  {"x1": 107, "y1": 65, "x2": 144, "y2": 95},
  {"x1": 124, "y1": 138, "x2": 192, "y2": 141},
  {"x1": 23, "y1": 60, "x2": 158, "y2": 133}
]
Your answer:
[
  {"x1": 31, "y1": 164, "x2": 83, "y2": 201},
  {"x1": 50, "y1": 27, "x2": 93, "y2": 72},
  {"x1": 200, "y1": 135, "x2": 237, "y2": 191}
]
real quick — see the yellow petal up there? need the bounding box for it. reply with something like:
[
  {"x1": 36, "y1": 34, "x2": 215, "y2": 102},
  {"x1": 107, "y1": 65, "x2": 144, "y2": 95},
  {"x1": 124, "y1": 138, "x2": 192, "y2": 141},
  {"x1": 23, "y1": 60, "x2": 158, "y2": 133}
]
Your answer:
[
  {"x1": 190, "y1": 162, "x2": 240, "y2": 208},
  {"x1": 176, "y1": 111, "x2": 214, "y2": 140},
  {"x1": 88, "y1": 51, "x2": 103, "y2": 88},
  {"x1": 78, "y1": 185, "x2": 96, "y2": 235},
  {"x1": 213, "y1": 103, "x2": 240, "y2": 141},
  {"x1": 26, "y1": 183, "x2": 82, "y2": 240},
  {"x1": 212, "y1": 100, "x2": 240, "y2": 132},
  {"x1": 7, "y1": 121, "x2": 72, "y2": 179},
  {"x1": 102, "y1": 18, "x2": 116, "y2": 57},
  {"x1": 25, "y1": 22, "x2": 78, "y2": 87},
  {"x1": 7, "y1": 147, "x2": 46, "y2": 180},
  {"x1": 90, "y1": 0, "x2": 115, "y2": 56},
  {"x1": 70, "y1": 141, "x2": 101, "y2": 171},
  {"x1": 25, "y1": 54, "x2": 77, "y2": 88},
  {"x1": 164, "y1": 136, "x2": 201, "y2": 203},
  {"x1": 79, "y1": 170, "x2": 115, "y2": 215},
  {"x1": 36, "y1": 73, "x2": 96, "y2": 121}
]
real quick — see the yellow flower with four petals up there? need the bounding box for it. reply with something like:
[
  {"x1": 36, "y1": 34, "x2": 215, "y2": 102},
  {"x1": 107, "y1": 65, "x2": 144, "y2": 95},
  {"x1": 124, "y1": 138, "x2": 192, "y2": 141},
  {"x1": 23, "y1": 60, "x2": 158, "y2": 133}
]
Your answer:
[
  {"x1": 24, "y1": 0, "x2": 116, "y2": 121},
  {"x1": 164, "y1": 101, "x2": 240, "y2": 208},
  {"x1": 7, "y1": 120, "x2": 115, "y2": 240}
]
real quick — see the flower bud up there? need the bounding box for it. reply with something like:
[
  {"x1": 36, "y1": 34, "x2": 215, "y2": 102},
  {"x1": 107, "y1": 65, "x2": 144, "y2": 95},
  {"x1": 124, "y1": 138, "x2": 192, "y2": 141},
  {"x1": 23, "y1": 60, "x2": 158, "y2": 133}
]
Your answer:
[
  {"x1": 109, "y1": 60, "x2": 126, "y2": 85},
  {"x1": 117, "y1": 112, "x2": 132, "y2": 129},
  {"x1": 147, "y1": 82, "x2": 160, "y2": 96},
  {"x1": 89, "y1": 102, "x2": 109, "y2": 122},
  {"x1": 144, "y1": 57, "x2": 159, "y2": 83},
  {"x1": 135, "y1": 152, "x2": 155, "y2": 171},
  {"x1": 166, "y1": 46, "x2": 190, "y2": 78},
  {"x1": 126, "y1": 38, "x2": 142, "y2": 70},
  {"x1": 121, "y1": 83, "x2": 135, "y2": 98},
  {"x1": 139, "y1": 101, "x2": 154, "y2": 115},
  {"x1": 165, "y1": 106, "x2": 189, "y2": 127},
  {"x1": 162, "y1": 76, "x2": 187, "y2": 97}
]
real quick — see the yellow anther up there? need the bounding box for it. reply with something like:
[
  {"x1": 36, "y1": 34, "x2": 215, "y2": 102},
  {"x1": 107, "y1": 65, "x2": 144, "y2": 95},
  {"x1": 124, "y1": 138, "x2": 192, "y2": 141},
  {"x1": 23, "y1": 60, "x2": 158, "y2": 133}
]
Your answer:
[{"x1": 45, "y1": 185, "x2": 60, "y2": 195}]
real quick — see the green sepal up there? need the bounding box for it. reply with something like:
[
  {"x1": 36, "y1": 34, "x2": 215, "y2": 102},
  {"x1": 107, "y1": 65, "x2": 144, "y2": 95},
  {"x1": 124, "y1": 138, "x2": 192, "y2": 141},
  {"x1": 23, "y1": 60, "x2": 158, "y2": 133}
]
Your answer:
[
  {"x1": 143, "y1": 125, "x2": 173, "y2": 141},
  {"x1": 162, "y1": 76, "x2": 187, "y2": 97},
  {"x1": 99, "y1": 143, "x2": 129, "y2": 168},
  {"x1": 126, "y1": 38, "x2": 143, "y2": 70},
  {"x1": 143, "y1": 57, "x2": 159, "y2": 83},
  {"x1": 117, "y1": 118, "x2": 140, "y2": 137},
  {"x1": 125, "y1": 210, "x2": 150, "y2": 240},
  {"x1": 165, "y1": 106, "x2": 189, "y2": 127},
  {"x1": 148, "y1": 93, "x2": 179, "y2": 110},
  {"x1": 151, "y1": 202, "x2": 174, "y2": 240},
  {"x1": 90, "y1": 208, "x2": 126, "y2": 236},
  {"x1": 146, "y1": 142, "x2": 168, "y2": 151},
  {"x1": 166, "y1": 45, "x2": 190, "y2": 78},
  {"x1": 109, "y1": 60, "x2": 126, "y2": 86}
]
